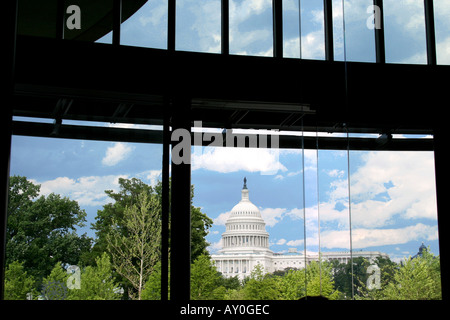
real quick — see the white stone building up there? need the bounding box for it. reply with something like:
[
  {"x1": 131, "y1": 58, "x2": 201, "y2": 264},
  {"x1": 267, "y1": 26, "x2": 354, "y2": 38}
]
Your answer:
[{"x1": 211, "y1": 179, "x2": 389, "y2": 280}]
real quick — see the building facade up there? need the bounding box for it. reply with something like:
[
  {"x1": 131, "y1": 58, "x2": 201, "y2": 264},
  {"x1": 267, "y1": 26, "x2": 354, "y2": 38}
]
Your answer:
[{"x1": 211, "y1": 179, "x2": 389, "y2": 280}]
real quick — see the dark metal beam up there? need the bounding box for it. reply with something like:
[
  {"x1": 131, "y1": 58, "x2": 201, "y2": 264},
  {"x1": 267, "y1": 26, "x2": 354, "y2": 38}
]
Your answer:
[
  {"x1": 221, "y1": 0, "x2": 229, "y2": 55},
  {"x1": 113, "y1": 0, "x2": 122, "y2": 45},
  {"x1": 273, "y1": 0, "x2": 283, "y2": 58},
  {"x1": 168, "y1": 0, "x2": 176, "y2": 51},
  {"x1": 160, "y1": 99, "x2": 170, "y2": 301},
  {"x1": 1, "y1": 0, "x2": 17, "y2": 301},
  {"x1": 170, "y1": 96, "x2": 191, "y2": 301},
  {"x1": 324, "y1": 0, "x2": 334, "y2": 62},
  {"x1": 11, "y1": 121, "x2": 434, "y2": 152},
  {"x1": 56, "y1": 0, "x2": 65, "y2": 40},
  {"x1": 374, "y1": 0, "x2": 385, "y2": 64},
  {"x1": 424, "y1": 0, "x2": 437, "y2": 65}
]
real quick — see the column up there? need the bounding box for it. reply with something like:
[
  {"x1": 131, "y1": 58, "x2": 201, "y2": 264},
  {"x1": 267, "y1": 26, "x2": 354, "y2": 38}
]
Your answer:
[{"x1": 170, "y1": 96, "x2": 192, "y2": 301}]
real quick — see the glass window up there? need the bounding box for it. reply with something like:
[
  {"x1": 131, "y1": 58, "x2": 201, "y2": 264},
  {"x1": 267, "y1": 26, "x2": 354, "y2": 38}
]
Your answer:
[
  {"x1": 341, "y1": 0, "x2": 376, "y2": 62},
  {"x1": 229, "y1": 0, "x2": 273, "y2": 56},
  {"x1": 7, "y1": 120, "x2": 164, "y2": 300},
  {"x1": 283, "y1": 0, "x2": 301, "y2": 59},
  {"x1": 121, "y1": 0, "x2": 168, "y2": 49},
  {"x1": 434, "y1": 0, "x2": 450, "y2": 65},
  {"x1": 300, "y1": 0, "x2": 325, "y2": 60},
  {"x1": 384, "y1": 0, "x2": 427, "y2": 64},
  {"x1": 176, "y1": 0, "x2": 221, "y2": 53},
  {"x1": 349, "y1": 149, "x2": 441, "y2": 299}
]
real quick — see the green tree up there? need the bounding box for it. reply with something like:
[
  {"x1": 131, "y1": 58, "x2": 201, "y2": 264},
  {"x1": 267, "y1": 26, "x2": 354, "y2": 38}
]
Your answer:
[
  {"x1": 241, "y1": 264, "x2": 281, "y2": 300},
  {"x1": 304, "y1": 261, "x2": 339, "y2": 300},
  {"x1": 91, "y1": 178, "x2": 212, "y2": 265},
  {"x1": 4, "y1": 261, "x2": 37, "y2": 300},
  {"x1": 69, "y1": 253, "x2": 121, "y2": 300},
  {"x1": 380, "y1": 249, "x2": 441, "y2": 300},
  {"x1": 106, "y1": 192, "x2": 161, "y2": 300},
  {"x1": 279, "y1": 269, "x2": 306, "y2": 300},
  {"x1": 6, "y1": 176, "x2": 93, "y2": 283},
  {"x1": 141, "y1": 261, "x2": 170, "y2": 300},
  {"x1": 190, "y1": 254, "x2": 225, "y2": 300}
]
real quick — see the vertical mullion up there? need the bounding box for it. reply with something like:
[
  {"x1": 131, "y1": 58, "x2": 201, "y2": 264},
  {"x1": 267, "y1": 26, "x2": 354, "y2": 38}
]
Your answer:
[
  {"x1": 273, "y1": 0, "x2": 283, "y2": 58},
  {"x1": 0, "y1": 0, "x2": 17, "y2": 300},
  {"x1": 323, "y1": 0, "x2": 334, "y2": 62},
  {"x1": 160, "y1": 100, "x2": 170, "y2": 301},
  {"x1": 56, "y1": 0, "x2": 65, "y2": 39},
  {"x1": 424, "y1": 0, "x2": 436, "y2": 65},
  {"x1": 168, "y1": 0, "x2": 176, "y2": 51},
  {"x1": 221, "y1": 0, "x2": 229, "y2": 55},
  {"x1": 170, "y1": 97, "x2": 191, "y2": 301},
  {"x1": 113, "y1": 0, "x2": 122, "y2": 45},
  {"x1": 374, "y1": 0, "x2": 385, "y2": 63}
]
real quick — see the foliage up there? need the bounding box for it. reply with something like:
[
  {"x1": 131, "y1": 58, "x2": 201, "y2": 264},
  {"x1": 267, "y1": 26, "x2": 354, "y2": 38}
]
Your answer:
[
  {"x1": 91, "y1": 178, "x2": 212, "y2": 265},
  {"x1": 4, "y1": 261, "x2": 37, "y2": 300},
  {"x1": 376, "y1": 249, "x2": 441, "y2": 300},
  {"x1": 190, "y1": 254, "x2": 226, "y2": 300},
  {"x1": 240, "y1": 264, "x2": 281, "y2": 300},
  {"x1": 106, "y1": 192, "x2": 161, "y2": 300},
  {"x1": 69, "y1": 252, "x2": 121, "y2": 300},
  {"x1": 303, "y1": 261, "x2": 339, "y2": 300},
  {"x1": 6, "y1": 176, "x2": 92, "y2": 283},
  {"x1": 141, "y1": 261, "x2": 170, "y2": 300}
]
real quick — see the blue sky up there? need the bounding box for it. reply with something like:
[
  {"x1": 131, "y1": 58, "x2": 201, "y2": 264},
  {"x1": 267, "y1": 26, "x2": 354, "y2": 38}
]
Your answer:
[
  {"x1": 10, "y1": 0, "x2": 447, "y2": 263},
  {"x1": 10, "y1": 126, "x2": 440, "y2": 263}
]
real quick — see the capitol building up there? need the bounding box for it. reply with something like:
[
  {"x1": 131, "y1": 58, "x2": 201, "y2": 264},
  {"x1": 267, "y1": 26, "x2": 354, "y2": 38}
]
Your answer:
[{"x1": 211, "y1": 179, "x2": 389, "y2": 280}]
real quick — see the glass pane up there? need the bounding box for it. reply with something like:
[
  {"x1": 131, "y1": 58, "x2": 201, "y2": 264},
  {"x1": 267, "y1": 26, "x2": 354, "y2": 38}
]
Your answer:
[
  {"x1": 229, "y1": 0, "x2": 273, "y2": 56},
  {"x1": 176, "y1": 0, "x2": 221, "y2": 53},
  {"x1": 192, "y1": 127, "x2": 308, "y2": 299},
  {"x1": 333, "y1": 0, "x2": 345, "y2": 61},
  {"x1": 349, "y1": 149, "x2": 441, "y2": 299},
  {"x1": 341, "y1": 0, "x2": 376, "y2": 62},
  {"x1": 283, "y1": 0, "x2": 301, "y2": 58},
  {"x1": 7, "y1": 122, "x2": 164, "y2": 300},
  {"x1": 434, "y1": 0, "x2": 450, "y2": 65},
  {"x1": 300, "y1": 0, "x2": 325, "y2": 60},
  {"x1": 384, "y1": 0, "x2": 427, "y2": 64},
  {"x1": 317, "y1": 145, "x2": 351, "y2": 300},
  {"x1": 121, "y1": 0, "x2": 168, "y2": 49}
]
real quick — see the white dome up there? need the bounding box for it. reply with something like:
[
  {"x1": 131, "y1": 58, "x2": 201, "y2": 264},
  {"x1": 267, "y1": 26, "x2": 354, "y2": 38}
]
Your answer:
[
  {"x1": 229, "y1": 189, "x2": 262, "y2": 218},
  {"x1": 220, "y1": 178, "x2": 271, "y2": 254}
]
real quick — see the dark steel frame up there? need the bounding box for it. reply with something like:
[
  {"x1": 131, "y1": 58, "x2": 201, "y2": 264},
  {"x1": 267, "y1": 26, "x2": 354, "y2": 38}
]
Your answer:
[{"x1": 1, "y1": 0, "x2": 449, "y2": 304}]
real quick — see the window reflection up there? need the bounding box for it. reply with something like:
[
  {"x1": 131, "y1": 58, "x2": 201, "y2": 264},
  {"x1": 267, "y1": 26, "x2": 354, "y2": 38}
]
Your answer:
[
  {"x1": 229, "y1": 0, "x2": 273, "y2": 57},
  {"x1": 176, "y1": 0, "x2": 221, "y2": 53},
  {"x1": 384, "y1": 0, "x2": 427, "y2": 64},
  {"x1": 434, "y1": 0, "x2": 450, "y2": 65},
  {"x1": 121, "y1": 0, "x2": 168, "y2": 49}
]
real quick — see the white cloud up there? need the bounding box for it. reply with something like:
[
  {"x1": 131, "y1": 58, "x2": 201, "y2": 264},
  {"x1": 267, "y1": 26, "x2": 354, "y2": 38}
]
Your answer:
[
  {"x1": 284, "y1": 223, "x2": 438, "y2": 250},
  {"x1": 102, "y1": 142, "x2": 134, "y2": 166},
  {"x1": 321, "y1": 223, "x2": 439, "y2": 249},
  {"x1": 326, "y1": 169, "x2": 345, "y2": 178},
  {"x1": 260, "y1": 208, "x2": 287, "y2": 227},
  {"x1": 138, "y1": 170, "x2": 162, "y2": 186},
  {"x1": 33, "y1": 174, "x2": 128, "y2": 207},
  {"x1": 214, "y1": 211, "x2": 231, "y2": 226},
  {"x1": 208, "y1": 239, "x2": 223, "y2": 253},
  {"x1": 192, "y1": 147, "x2": 287, "y2": 175},
  {"x1": 276, "y1": 238, "x2": 287, "y2": 245}
]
